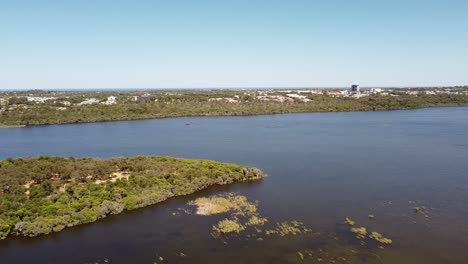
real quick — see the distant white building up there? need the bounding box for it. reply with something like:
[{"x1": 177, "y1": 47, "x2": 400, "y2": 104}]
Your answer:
[
  {"x1": 352, "y1": 93, "x2": 369, "y2": 98},
  {"x1": 26, "y1": 96, "x2": 56, "y2": 103},
  {"x1": 78, "y1": 98, "x2": 100, "y2": 105},
  {"x1": 134, "y1": 95, "x2": 151, "y2": 102},
  {"x1": 101, "y1": 96, "x2": 117, "y2": 105},
  {"x1": 209, "y1": 97, "x2": 238, "y2": 103},
  {"x1": 286, "y1": 93, "x2": 307, "y2": 99},
  {"x1": 370, "y1": 88, "x2": 382, "y2": 93}
]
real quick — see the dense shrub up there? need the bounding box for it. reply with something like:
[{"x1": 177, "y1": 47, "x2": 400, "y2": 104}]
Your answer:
[
  {"x1": 0, "y1": 156, "x2": 264, "y2": 239},
  {"x1": 2, "y1": 91, "x2": 468, "y2": 127}
]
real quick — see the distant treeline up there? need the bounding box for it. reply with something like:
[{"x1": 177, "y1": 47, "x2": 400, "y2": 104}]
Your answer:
[
  {"x1": 0, "y1": 156, "x2": 264, "y2": 239},
  {"x1": 1, "y1": 91, "x2": 468, "y2": 127}
]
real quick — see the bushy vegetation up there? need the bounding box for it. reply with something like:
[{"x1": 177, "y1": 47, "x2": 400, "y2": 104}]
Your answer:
[
  {"x1": 1, "y1": 90, "x2": 468, "y2": 127},
  {"x1": 0, "y1": 156, "x2": 264, "y2": 239}
]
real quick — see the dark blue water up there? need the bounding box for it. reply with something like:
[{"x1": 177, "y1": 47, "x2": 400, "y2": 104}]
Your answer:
[{"x1": 1, "y1": 107, "x2": 468, "y2": 263}]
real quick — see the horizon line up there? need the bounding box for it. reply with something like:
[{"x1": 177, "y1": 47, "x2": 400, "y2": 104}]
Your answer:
[{"x1": 1, "y1": 85, "x2": 468, "y2": 92}]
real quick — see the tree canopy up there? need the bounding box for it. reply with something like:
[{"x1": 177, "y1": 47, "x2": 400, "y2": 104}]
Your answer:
[{"x1": 0, "y1": 156, "x2": 264, "y2": 239}]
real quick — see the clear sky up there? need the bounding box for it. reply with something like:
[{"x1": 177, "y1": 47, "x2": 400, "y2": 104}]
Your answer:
[{"x1": 1, "y1": 0, "x2": 467, "y2": 89}]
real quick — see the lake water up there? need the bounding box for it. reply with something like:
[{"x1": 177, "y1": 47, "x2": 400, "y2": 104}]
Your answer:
[{"x1": 1, "y1": 107, "x2": 468, "y2": 264}]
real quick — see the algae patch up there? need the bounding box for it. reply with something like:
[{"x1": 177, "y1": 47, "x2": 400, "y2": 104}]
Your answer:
[
  {"x1": 344, "y1": 217, "x2": 355, "y2": 226},
  {"x1": 350, "y1": 227, "x2": 367, "y2": 239},
  {"x1": 246, "y1": 215, "x2": 268, "y2": 226},
  {"x1": 344, "y1": 217, "x2": 393, "y2": 245},
  {"x1": 297, "y1": 251, "x2": 305, "y2": 260},
  {"x1": 266, "y1": 221, "x2": 311, "y2": 237},
  {"x1": 369, "y1": 231, "x2": 392, "y2": 244}
]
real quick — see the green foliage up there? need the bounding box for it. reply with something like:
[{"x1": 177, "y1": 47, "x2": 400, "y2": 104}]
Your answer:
[
  {"x1": 0, "y1": 156, "x2": 264, "y2": 239},
  {"x1": 1, "y1": 90, "x2": 468, "y2": 127}
]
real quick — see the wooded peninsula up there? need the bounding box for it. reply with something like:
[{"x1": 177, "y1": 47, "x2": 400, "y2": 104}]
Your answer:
[
  {"x1": 0, "y1": 156, "x2": 264, "y2": 239},
  {"x1": 1, "y1": 87, "x2": 468, "y2": 127}
]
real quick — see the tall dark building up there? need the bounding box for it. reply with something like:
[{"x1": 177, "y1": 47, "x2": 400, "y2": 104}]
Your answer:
[{"x1": 351, "y1": 84, "x2": 360, "y2": 93}]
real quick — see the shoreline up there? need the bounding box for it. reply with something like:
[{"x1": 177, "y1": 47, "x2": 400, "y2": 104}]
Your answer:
[
  {"x1": 1, "y1": 104, "x2": 467, "y2": 129},
  {"x1": 0, "y1": 124, "x2": 26, "y2": 128}
]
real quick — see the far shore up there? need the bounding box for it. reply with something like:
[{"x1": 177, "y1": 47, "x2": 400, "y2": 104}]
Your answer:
[
  {"x1": 0, "y1": 124, "x2": 26, "y2": 128},
  {"x1": 2, "y1": 87, "x2": 468, "y2": 128},
  {"x1": 1, "y1": 104, "x2": 468, "y2": 129}
]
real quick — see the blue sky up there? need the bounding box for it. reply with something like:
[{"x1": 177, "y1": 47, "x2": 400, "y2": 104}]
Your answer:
[{"x1": 1, "y1": 0, "x2": 467, "y2": 89}]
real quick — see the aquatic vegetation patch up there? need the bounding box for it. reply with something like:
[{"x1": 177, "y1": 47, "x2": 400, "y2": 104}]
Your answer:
[
  {"x1": 246, "y1": 215, "x2": 268, "y2": 226},
  {"x1": 213, "y1": 218, "x2": 245, "y2": 234},
  {"x1": 404, "y1": 202, "x2": 432, "y2": 226},
  {"x1": 295, "y1": 245, "x2": 386, "y2": 264},
  {"x1": 412, "y1": 205, "x2": 431, "y2": 220},
  {"x1": 188, "y1": 193, "x2": 258, "y2": 216},
  {"x1": 344, "y1": 217, "x2": 393, "y2": 245},
  {"x1": 189, "y1": 197, "x2": 235, "y2": 215},
  {"x1": 350, "y1": 227, "x2": 367, "y2": 239},
  {"x1": 344, "y1": 217, "x2": 355, "y2": 226},
  {"x1": 189, "y1": 193, "x2": 267, "y2": 236},
  {"x1": 297, "y1": 251, "x2": 305, "y2": 260},
  {"x1": 171, "y1": 208, "x2": 192, "y2": 216},
  {"x1": 369, "y1": 231, "x2": 392, "y2": 244},
  {"x1": 265, "y1": 221, "x2": 311, "y2": 237},
  {"x1": 188, "y1": 193, "x2": 312, "y2": 239}
]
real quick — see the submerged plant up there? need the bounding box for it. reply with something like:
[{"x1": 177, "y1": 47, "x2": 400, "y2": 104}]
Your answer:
[
  {"x1": 246, "y1": 215, "x2": 268, "y2": 226},
  {"x1": 189, "y1": 197, "x2": 234, "y2": 215},
  {"x1": 297, "y1": 251, "x2": 305, "y2": 260},
  {"x1": 350, "y1": 227, "x2": 367, "y2": 239},
  {"x1": 188, "y1": 193, "x2": 258, "y2": 217},
  {"x1": 266, "y1": 221, "x2": 311, "y2": 237},
  {"x1": 369, "y1": 232, "x2": 392, "y2": 244},
  {"x1": 344, "y1": 217, "x2": 355, "y2": 226},
  {"x1": 213, "y1": 218, "x2": 245, "y2": 234},
  {"x1": 190, "y1": 193, "x2": 313, "y2": 240}
]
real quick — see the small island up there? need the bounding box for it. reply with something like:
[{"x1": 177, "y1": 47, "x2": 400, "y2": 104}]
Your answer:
[{"x1": 0, "y1": 156, "x2": 264, "y2": 239}]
